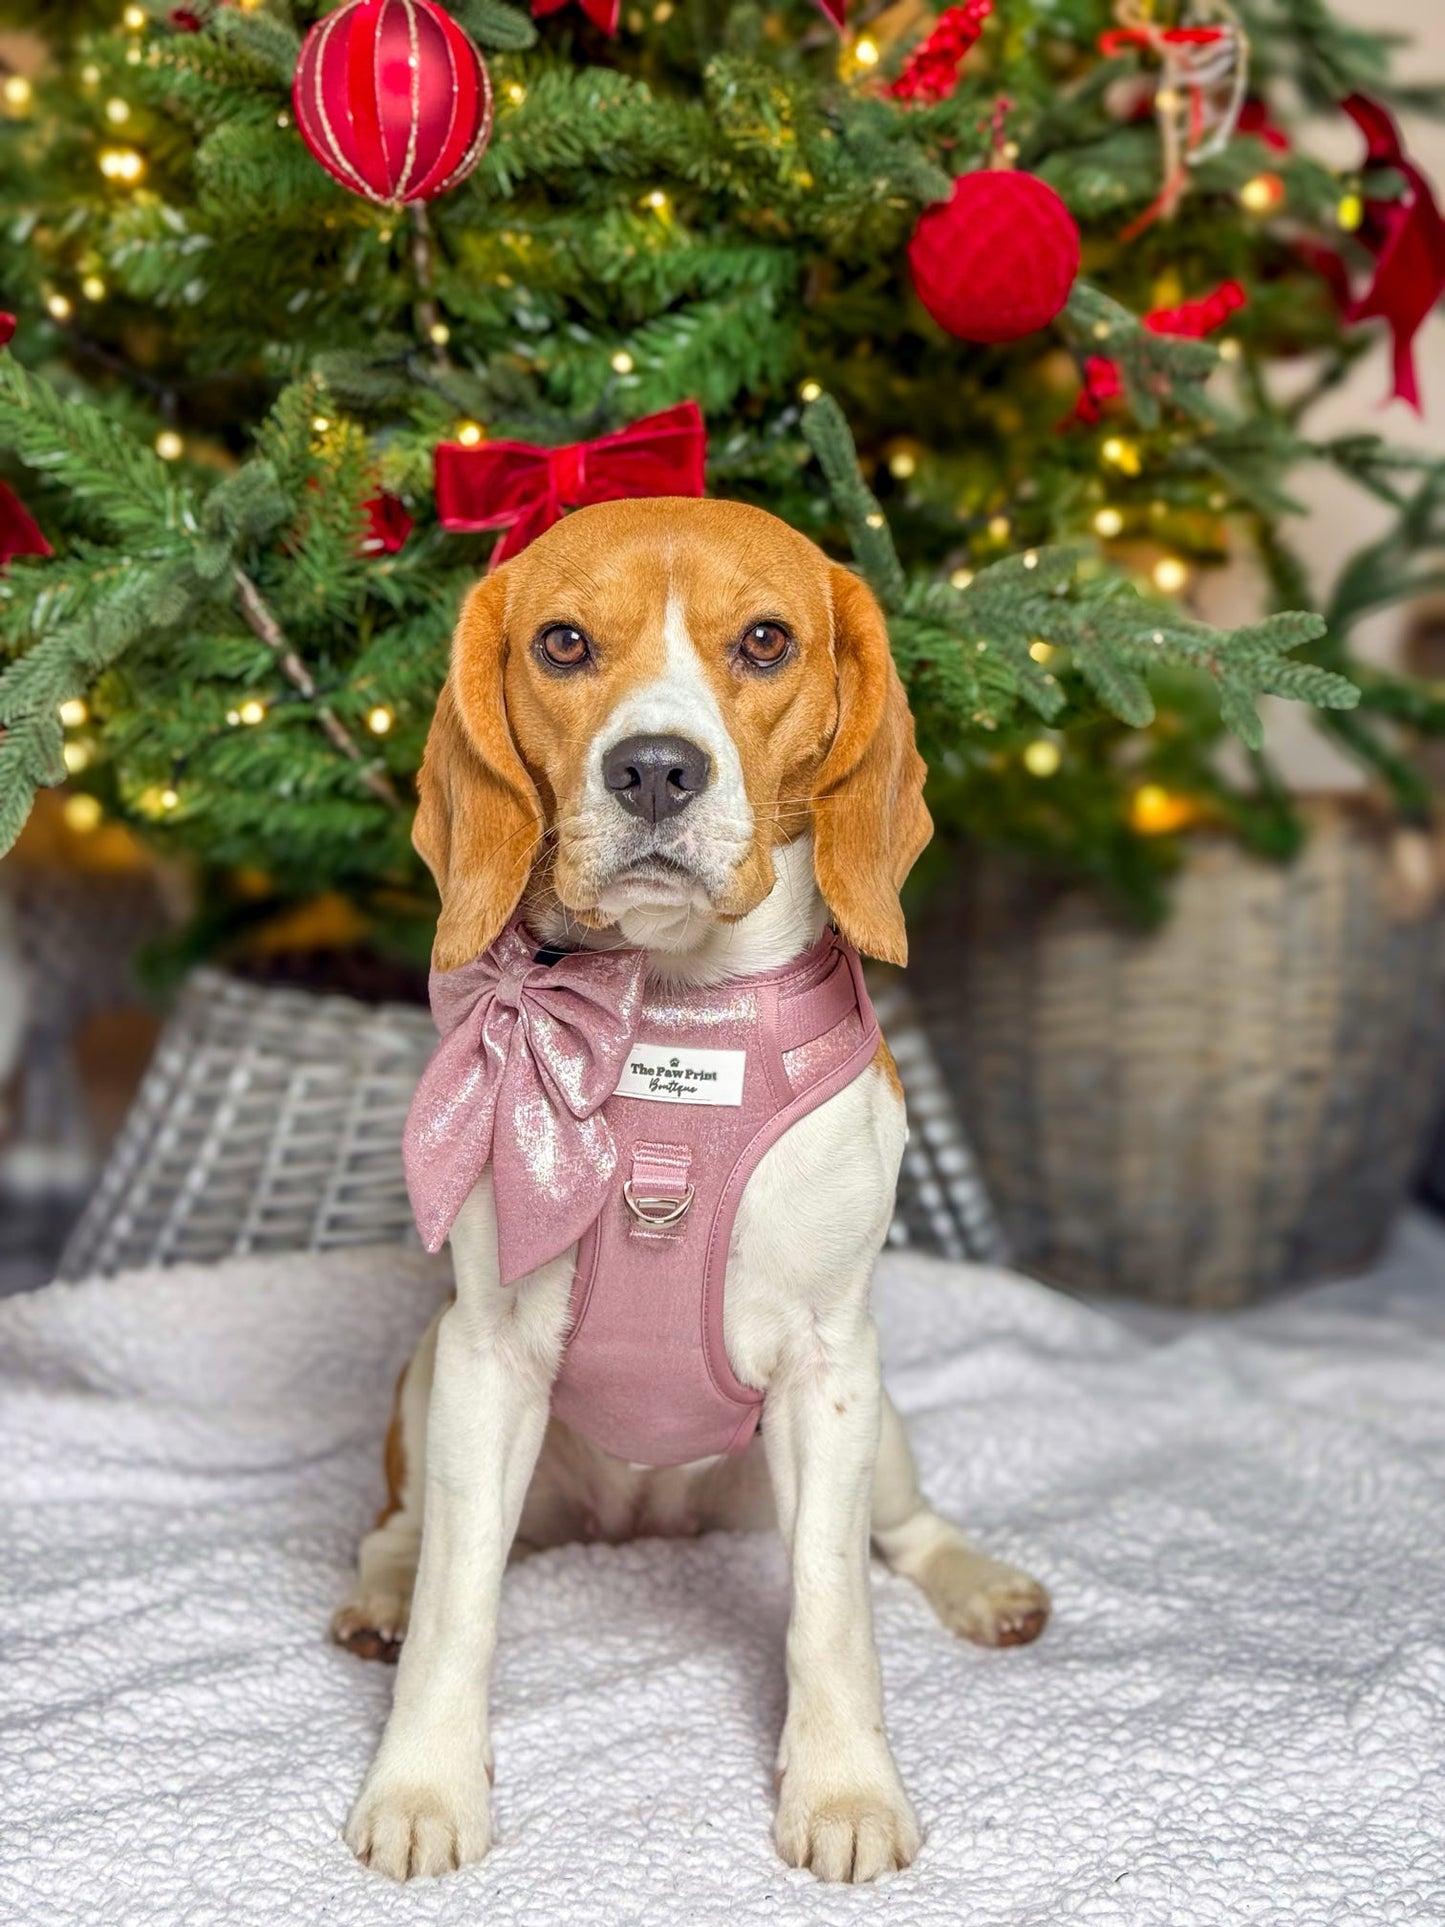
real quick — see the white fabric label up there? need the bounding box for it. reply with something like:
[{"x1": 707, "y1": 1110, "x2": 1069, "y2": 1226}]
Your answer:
[{"x1": 614, "y1": 1043, "x2": 746, "y2": 1106}]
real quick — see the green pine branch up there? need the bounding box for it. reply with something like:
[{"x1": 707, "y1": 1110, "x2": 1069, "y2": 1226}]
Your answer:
[
  {"x1": 803, "y1": 391, "x2": 1356, "y2": 758},
  {"x1": 0, "y1": 356, "x2": 188, "y2": 541}
]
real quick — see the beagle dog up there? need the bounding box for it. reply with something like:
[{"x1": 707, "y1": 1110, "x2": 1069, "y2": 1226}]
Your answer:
[{"x1": 334, "y1": 497, "x2": 1049, "y2": 1884}]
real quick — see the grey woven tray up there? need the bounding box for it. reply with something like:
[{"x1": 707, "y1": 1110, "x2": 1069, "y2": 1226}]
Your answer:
[{"x1": 58, "y1": 965, "x2": 1004, "y2": 1280}]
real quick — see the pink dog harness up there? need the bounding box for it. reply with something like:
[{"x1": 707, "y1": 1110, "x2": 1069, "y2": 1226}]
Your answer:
[{"x1": 404, "y1": 921, "x2": 880, "y2": 1466}]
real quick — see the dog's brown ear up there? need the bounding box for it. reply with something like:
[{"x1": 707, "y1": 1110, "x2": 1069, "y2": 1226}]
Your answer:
[
  {"x1": 413, "y1": 572, "x2": 543, "y2": 971},
  {"x1": 810, "y1": 565, "x2": 931, "y2": 968}
]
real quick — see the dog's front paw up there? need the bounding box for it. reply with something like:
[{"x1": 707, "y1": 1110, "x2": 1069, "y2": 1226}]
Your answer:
[
  {"x1": 775, "y1": 1766, "x2": 920, "y2": 1883},
  {"x1": 330, "y1": 1590, "x2": 410, "y2": 1665},
  {"x1": 916, "y1": 1546, "x2": 1050, "y2": 1648},
  {"x1": 345, "y1": 1770, "x2": 492, "y2": 1880}
]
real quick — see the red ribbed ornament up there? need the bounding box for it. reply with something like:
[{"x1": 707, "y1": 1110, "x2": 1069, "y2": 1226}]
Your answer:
[
  {"x1": 293, "y1": 0, "x2": 492, "y2": 207},
  {"x1": 909, "y1": 170, "x2": 1080, "y2": 343}
]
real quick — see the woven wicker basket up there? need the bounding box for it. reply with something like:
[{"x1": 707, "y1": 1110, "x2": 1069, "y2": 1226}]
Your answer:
[
  {"x1": 908, "y1": 804, "x2": 1445, "y2": 1307},
  {"x1": 58, "y1": 971, "x2": 436, "y2": 1278},
  {"x1": 57, "y1": 963, "x2": 1005, "y2": 1280}
]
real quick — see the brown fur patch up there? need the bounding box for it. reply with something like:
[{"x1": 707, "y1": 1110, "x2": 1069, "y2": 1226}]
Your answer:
[
  {"x1": 871, "y1": 1035, "x2": 904, "y2": 1100},
  {"x1": 375, "y1": 1361, "x2": 408, "y2": 1529}
]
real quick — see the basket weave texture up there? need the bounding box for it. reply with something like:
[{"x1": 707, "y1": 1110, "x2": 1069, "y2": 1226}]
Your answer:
[
  {"x1": 58, "y1": 971, "x2": 435, "y2": 1279},
  {"x1": 58, "y1": 963, "x2": 1005, "y2": 1280},
  {"x1": 909, "y1": 808, "x2": 1445, "y2": 1307}
]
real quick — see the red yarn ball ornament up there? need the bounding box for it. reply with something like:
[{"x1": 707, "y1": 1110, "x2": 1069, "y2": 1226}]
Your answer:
[
  {"x1": 908, "y1": 170, "x2": 1081, "y2": 343},
  {"x1": 293, "y1": 0, "x2": 492, "y2": 207}
]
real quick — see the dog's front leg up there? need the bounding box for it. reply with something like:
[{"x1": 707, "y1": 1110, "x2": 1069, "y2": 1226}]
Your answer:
[
  {"x1": 764, "y1": 1299, "x2": 921, "y2": 1882},
  {"x1": 344, "y1": 1180, "x2": 571, "y2": 1880}
]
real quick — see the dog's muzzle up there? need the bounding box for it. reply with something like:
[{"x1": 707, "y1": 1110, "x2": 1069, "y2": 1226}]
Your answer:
[{"x1": 602, "y1": 734, "x2": 710, "y2": 825}]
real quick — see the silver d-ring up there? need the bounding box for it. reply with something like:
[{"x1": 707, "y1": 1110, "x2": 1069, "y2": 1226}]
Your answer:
[{"x1": 623, "y1": 1182, "x2": 695, "y2": 1227}]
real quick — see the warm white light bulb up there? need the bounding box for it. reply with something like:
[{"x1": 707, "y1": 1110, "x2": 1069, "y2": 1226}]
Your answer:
[
  {"x1": 63, "y1": 794, "x2": 103, "y2": 833},
  {"x1": 98, "y1": 146, "x2": 146, "y2": 184}
]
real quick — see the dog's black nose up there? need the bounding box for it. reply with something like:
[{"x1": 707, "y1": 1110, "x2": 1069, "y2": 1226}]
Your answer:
[{"x1": 603, "y1": 734, "x2": 710, "y2": 824}]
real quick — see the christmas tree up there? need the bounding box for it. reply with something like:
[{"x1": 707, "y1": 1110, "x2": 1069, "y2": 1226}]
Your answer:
[{"x1": 0, "y1": 0, "x2": 1440, "y2": 954}]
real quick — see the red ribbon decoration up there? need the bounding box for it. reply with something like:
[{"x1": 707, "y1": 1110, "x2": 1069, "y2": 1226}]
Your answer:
[
  {"x1": 435, "y1": 401, "x2": 708, "y2": 567},
  {"x1": 0, "y1": 481, "x2": 52, "y2": 568},
  {"x1": 531, "y1": 0, "x2": 621, "y2": 34},
  {"x1": 1237, "y1": 97, "x2": 1290, "y2": 154},
  {"x1": 1341, "y1": 94, "x2": 1445, "y2": 412},
  {"x1": 1096, "y1": 24, "x2": 1227, "y2": 56},
  {"x1": 0, "y1": 314, "x2": 52, "y2": 567}
]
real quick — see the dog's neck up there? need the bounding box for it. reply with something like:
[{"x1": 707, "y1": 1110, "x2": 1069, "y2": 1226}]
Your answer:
[{"x1": 527, "y1": 836, "x2": 829, "y2": 990}]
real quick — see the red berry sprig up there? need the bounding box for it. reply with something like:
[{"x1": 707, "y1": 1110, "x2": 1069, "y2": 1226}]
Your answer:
[{"x1": 888, "y1": 0, "x2": 993, "y2": 106}]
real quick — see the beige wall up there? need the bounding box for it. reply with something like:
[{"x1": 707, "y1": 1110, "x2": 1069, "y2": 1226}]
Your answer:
[{"x1": 1223, "y1": 0, "x2": 1445, "y2": 786}]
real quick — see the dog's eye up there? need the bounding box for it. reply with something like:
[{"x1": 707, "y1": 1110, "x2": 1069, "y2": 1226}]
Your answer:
[
  {"x1": 537, "y1": 624, "x2": 592, "y2": 670},
  {"x1": 738, "y1": 621, "x2": 792, "y2": 670}
]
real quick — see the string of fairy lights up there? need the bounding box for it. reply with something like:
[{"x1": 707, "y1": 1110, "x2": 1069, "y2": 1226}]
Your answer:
[{"x1": 8, "y1": 5, "x2": 1370, "y2": 844}]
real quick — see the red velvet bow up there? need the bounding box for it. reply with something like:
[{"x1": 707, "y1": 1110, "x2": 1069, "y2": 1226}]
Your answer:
[
  {"x1": 1341, "y1": 94, "x2": 1445, "y2": 412},
  {"x1": 531, "y1": 0, "x2": 621, "y2": 35},
  {"x1": 434, "y1": 401, "x2": 707, "y2": 567},
  {"x1": 531, "y1": 0, "x2": 843, "y2": 30}
]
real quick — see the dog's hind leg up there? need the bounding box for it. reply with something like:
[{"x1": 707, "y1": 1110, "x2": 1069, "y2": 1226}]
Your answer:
[
  {"x1": 869, "y1": 1393, "x2": 1049, "y2": 1648},
  {"x1": 330, "y1": 1309, "x2": 440, "y2": 1663}
]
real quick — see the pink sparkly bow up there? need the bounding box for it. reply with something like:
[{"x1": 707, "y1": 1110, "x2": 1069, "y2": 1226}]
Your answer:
[{"x1": 403, "y1": 923, "x2": 647, "y2": 1279}]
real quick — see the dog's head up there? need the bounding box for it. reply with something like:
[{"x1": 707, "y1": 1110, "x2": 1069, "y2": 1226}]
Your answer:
[{"x1": 414, "y1": 497, "x2": 931, "y2": 970}]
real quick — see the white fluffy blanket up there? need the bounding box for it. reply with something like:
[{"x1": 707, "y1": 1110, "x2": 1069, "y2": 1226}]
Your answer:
[{"x1": 2, "y1": 1239, "x2": 1443, "y2": 1927}]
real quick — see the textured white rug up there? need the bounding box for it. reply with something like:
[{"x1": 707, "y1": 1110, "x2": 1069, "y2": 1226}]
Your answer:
[{"x1": 2, "y1": 1241, "x2": 1443, "y2": 1927}]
